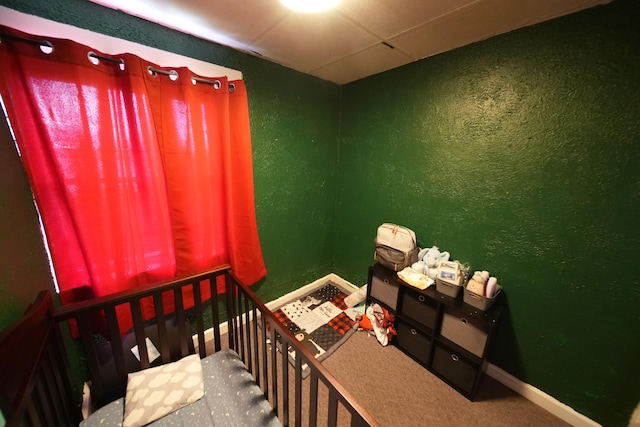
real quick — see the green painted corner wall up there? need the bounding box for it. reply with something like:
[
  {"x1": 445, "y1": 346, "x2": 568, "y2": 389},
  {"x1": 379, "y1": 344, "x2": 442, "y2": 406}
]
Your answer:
[
  {"x1": 1, "y1": 0, "x2": 639, "y2": 425},
  {"x1": 334, "y1": 0, "x2": 640, "y2": 425},
  {"x1": 0, "y1": 96, "x2": 55, "y2": 329}
]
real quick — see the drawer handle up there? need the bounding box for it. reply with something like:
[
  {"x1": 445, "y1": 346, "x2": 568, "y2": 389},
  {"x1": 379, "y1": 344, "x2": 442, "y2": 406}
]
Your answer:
[
  {"x1": 384, "y1": 279, "x2": 389, "y2": 284},
  {"x1": 418, "y1": 295, "x2": 426, "y2": 302},
  {"x1": 451, "y1": 354, "x2": 459, "y2": 362},
  {"x1": 411, "y1": 329, "x2": 417, "y2": 335},
  {"x1": 461, "y1": 318, "x2": 468, "y2": 325}
]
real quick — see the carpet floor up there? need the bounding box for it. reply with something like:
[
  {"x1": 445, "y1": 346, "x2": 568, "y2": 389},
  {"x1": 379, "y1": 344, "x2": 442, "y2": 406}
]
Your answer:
[
  {"x1": 214, "y1": 324, "x2": 571, "y2": 426},
  {"x1": 321, "y1": 330, "x2": 571, "y2": 427}
]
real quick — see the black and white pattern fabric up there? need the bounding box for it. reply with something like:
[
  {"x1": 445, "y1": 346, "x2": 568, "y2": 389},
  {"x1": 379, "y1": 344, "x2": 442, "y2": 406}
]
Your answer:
[{"x1": 272, "y1": 281, "x2": 357, "y2": 378}]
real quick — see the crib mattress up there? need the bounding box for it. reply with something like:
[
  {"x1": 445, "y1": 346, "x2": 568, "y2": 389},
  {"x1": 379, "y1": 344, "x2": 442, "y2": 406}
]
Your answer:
[{"x1": 80, "y1": 349, "x2": 281, "y2": 427}]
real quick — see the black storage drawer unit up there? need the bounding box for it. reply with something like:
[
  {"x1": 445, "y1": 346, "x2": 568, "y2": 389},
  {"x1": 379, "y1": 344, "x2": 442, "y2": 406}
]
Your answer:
[
  {"x1": 396, "y1": 319, "x2": 432, "y2": 365},
  {"x1": 366, "y1": 263, "x2": 502, "y2": 400},
  {"x1": 431, "y1": 342, "x2": 480, "y2": 396},
  {"x1": 400, "y1": 287, "x2": 438, "y2": 331}
]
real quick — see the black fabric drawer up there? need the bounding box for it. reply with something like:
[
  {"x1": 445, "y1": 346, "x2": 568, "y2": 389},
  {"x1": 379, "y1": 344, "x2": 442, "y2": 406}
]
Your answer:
[
  {"x1": 369, "y1": 268, "x2": 400, "y2": 310},
  {"x1": 396, "y1": 319, "x2": 432, "y2": 365},
  {"x1": 440, "y1": 306, "x2": 489, "y2": 357},
  {"x1": 400, "y1": 288, "x2": 438, "y2": 331},
  {"x1": 431, "y1": 342, "x2": 479, "y2": 395}
]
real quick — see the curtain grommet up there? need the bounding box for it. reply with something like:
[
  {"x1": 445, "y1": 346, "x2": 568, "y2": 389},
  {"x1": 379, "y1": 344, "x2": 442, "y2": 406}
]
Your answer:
[
  {"x1": 39, "y1": 41, "x2": 54, "y2": 55},
  {"x1": 88, "y1": 51, "x2": 100, "y2": 66}
]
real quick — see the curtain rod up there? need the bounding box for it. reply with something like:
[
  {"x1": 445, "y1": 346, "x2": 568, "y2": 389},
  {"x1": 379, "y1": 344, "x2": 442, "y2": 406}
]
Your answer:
[
  {"x1": 1, "y1": 32, "x2": 230, "y2": 89},
  {"x1": 148, "y1": 65, "x2": 229, "y2": 89},
  {"x1": 88, "y1": 51, "x2": 124, "y2": 66},
  {"x1": 0, "y1": 31, "x2": 53, "y2": 52}
]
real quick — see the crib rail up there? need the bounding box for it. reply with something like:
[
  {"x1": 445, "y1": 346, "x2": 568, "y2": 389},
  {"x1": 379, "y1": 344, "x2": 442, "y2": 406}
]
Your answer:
[
  {"x1": 53, "y1": 265, "x2": 230, "y2": 408},
  {"x1": 0, "y1": 291, "x2": 83, "y2": 427},
  {"x1": 52, "y1": 266, "x2": 379, "y2": 426},
  {"x1": 226, "y1": 273, "x2": 380, "y2": 427}
]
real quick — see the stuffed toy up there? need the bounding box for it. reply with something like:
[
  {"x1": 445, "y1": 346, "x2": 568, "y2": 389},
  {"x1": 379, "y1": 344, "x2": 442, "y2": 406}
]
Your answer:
[
  {"x1": 411, "y1": 246, "x2": 450, "y2": 279},
  {"x1": 356, "y1": 312, "x2": 373, "y2": 330}
]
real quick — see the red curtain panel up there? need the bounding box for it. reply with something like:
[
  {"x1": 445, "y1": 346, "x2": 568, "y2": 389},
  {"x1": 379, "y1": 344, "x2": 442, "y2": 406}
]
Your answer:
[{"x1": 0, "y1": 25, "x2": 266, "y2": 334}]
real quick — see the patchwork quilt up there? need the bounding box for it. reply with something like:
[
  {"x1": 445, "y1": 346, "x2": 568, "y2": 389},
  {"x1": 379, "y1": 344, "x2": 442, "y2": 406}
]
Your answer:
[{"x1": 272, "y1": 282, "x2": 356, "y2": 376}]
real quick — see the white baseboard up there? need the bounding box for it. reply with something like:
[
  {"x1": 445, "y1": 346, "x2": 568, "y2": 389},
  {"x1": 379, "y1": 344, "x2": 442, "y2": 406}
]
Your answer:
[
  {"x1": 264, "y1": 273, "x2": 360, "y2": 311},
  {"x1": 487, "y1": 363, "x2": 601, "y2": 427}
]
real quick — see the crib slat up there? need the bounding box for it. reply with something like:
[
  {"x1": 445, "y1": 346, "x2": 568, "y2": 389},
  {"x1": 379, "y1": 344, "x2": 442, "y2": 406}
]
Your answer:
[
  {"x1": 282, "y1": 339, "x2": 290, "y2": 427},
  {"x1": 225, "y1": 279, "x2": 237, "y2": 352},
  {"x1": 328, "y1": 388, "x2": 338, "y2": 427},
  {"x1": 193, "y1": 280, "x2": 206, "y2": 358},
  {"x1": 41, "y1": 350, "x2": 64, "y2": 424},
  {"x1": 34, "y1": 371, "x2": 54, "y2": 424},
  {"x1": 77, "y1": 312, "x2": 106, "y2": 406},
  {"x1": 152, "y1": 292, "x2": 171, "y2": 364},
  {"x1": 252, "y1": 306, "x2": 260, "y2": 386},
  {"x1": 209, "y1": 277, "x2": 221, "y2": 352},
  {"x1": 260, "y1": 316, "x2": 278, "y2": 408},
  {"x1": 309, "y1": 372, "x2": 319, "y2": 427},
  {"x1": 237, "y1": 293, "x2": 245, "y2": 362},
  {"x1": 25, "y1": 398, "x2": 43, "y2": 427},
  {"x1": 104, "y1": 305, "x2": 127, "y2": 387},
  {"x1": 295, "y1": 351, "x2": 303, "y2": 427},
  {"x1": 45, "y1": 342, "x2": 76, "y2": 426},
  {"x1": 174, "y1": 287, "x2": 188, "y2": 357},
  {"x1": 130, "y1": 299, "x2": 149, "y2": 369},
  {"x1": 243, "y1": 296, "x2": 252, "y2": 373}
]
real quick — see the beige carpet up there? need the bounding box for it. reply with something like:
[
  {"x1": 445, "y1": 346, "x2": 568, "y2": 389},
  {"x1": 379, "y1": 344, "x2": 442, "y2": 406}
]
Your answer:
[
  {"x1": 214, "y1": 325, "x2": 570, "y2": 427},
  {"x1": 321, "y1": 330, "x2": 571, "y2": 427}
]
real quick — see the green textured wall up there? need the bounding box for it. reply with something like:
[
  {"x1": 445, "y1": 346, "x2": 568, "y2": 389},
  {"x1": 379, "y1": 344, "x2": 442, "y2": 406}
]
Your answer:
[
  {"x1": 0, "y1": 0, "x2": 340, "y2": 325},
  {"x1": 0, "y1": 101, "x2": 54, "y2": 328},
  {"x1": 335, "y1": 1, "x2": 640, "y2": 425}
]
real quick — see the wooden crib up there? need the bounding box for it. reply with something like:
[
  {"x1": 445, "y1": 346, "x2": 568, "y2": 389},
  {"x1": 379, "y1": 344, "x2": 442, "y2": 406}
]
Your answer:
[{"x1": 0, "y1": 265, "x2": 379, "y2": 427}]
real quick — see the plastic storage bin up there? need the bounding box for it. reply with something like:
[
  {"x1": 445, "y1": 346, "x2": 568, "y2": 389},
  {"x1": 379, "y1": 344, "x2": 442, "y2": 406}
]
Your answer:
[
  {"x1": 436, "y1": 277, "x2": 463, "y2": 298},
  {"x1": 463, "y1": 284, "x2": 502, "y2": 311}
]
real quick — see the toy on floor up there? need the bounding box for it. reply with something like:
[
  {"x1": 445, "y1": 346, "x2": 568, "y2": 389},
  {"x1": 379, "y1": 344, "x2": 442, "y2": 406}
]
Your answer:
[{"x1": 356, "y1": 303, "x2": 396, "y2": 346}]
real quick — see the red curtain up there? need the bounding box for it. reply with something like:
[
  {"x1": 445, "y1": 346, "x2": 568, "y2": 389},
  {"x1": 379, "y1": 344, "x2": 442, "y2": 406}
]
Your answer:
[{"x1": 0, "y1": 26, "x2": 266, "y2": 333}]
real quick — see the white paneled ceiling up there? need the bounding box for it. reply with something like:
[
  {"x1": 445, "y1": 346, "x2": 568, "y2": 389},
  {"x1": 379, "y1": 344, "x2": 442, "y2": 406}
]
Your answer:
[{"x1": 89, "y1": 0, "x2": 612, "y2": 84}]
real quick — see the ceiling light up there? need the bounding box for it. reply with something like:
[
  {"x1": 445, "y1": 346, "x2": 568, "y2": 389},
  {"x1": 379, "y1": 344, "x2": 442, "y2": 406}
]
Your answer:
[{"x1": 280, "y1": 0, "x2": 341, "y2": 13}]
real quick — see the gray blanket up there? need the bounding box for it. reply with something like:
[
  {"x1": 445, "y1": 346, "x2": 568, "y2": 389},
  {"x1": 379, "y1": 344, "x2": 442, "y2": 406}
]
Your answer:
[{"x1": 81, "y1": 349, "x2": 281, "y2": 427}]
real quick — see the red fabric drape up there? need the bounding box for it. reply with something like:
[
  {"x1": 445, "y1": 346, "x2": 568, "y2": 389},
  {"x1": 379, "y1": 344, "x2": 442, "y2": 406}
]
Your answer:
[
  {"x1": 144, "y1": 66, "x2": 265, "y2": 305},
  {"x1": 0, "y1": 26, "x2": 266, "y2": 334},
  {"x1": 145, "y1": 69, "x2": 230, "y2": 278},
  {"x1": 226, "y1": 81, "x2": 267, "y2": 284}
]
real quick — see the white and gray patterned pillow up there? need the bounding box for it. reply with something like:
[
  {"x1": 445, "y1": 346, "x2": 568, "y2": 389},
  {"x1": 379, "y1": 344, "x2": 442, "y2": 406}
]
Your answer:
[{"x1": 123, "y1": 353, "x2": 204, "y2": 427}]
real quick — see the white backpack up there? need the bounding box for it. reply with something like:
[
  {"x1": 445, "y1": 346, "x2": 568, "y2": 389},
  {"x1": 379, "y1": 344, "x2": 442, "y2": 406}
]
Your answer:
[{"x1": 374, "y1": 223, "x2": 419, "y2": 271}]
